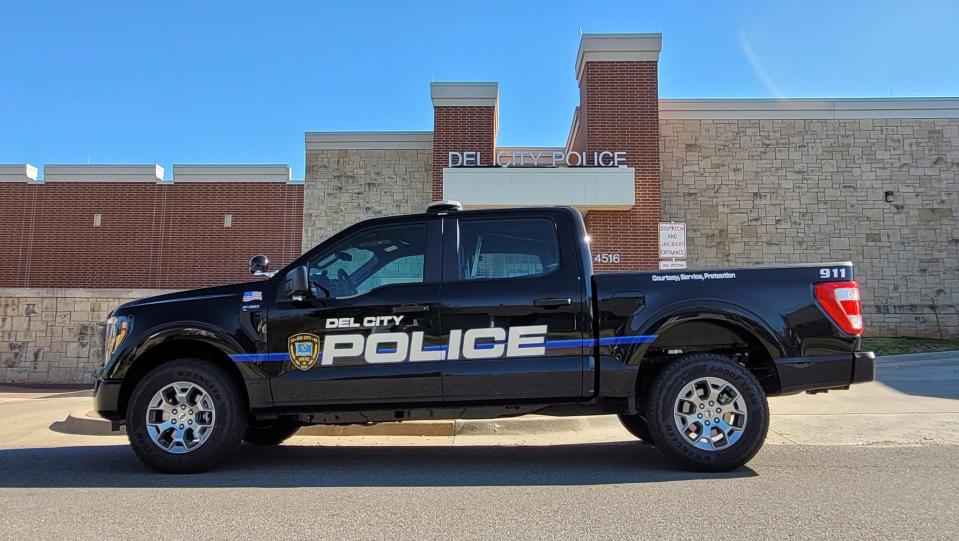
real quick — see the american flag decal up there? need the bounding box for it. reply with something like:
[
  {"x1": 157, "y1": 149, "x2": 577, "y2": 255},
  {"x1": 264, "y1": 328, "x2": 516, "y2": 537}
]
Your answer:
[{"x1": 242, "y1": 291, "x2": 262, "y2": 302}]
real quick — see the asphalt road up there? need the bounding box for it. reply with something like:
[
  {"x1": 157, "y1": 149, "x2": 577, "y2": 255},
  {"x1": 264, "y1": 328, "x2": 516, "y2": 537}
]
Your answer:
[{"x1": 0, "y1": 441, "x2": 956, "y2": 539}]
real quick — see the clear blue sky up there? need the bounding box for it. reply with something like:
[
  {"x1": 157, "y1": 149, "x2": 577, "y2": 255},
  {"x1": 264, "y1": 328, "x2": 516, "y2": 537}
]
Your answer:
[{"x1": 2, "y1": 0, "x2": 957, "y2": 179}]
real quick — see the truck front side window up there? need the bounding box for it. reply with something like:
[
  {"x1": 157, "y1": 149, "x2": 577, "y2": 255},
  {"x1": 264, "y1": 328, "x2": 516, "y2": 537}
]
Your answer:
[{"x1": 308, "y1": 224, "x2": 427, "y2": 298}]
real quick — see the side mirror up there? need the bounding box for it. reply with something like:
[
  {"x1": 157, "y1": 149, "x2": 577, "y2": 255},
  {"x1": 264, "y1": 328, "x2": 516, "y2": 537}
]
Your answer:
[
  {"x1": 284, "y1": 266, "x2": 311, "y2": 301},
  {"x1": 250, "y1": 255, "x2": 274, "y2": 277}
]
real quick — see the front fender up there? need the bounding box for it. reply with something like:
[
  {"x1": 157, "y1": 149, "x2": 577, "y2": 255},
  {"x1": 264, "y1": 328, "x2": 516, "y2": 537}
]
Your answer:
[{"x1": 104, "y1": 321, "x2": 261, "y2": 380}]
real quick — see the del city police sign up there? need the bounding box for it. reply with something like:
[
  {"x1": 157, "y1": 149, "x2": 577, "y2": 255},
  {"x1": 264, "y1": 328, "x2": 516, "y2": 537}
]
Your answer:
[{"x1": 449, "y1": 150, "x2": 627, "y2": 168}]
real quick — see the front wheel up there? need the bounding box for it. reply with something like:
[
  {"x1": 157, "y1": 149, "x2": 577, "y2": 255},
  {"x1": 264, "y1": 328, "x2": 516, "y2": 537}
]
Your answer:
[
  {"x1": 126, "y1": 359, "x2": 246, "y2": 474},
  {"x1": 645, "y1": 354, "x2": 769, "y2": 472}
]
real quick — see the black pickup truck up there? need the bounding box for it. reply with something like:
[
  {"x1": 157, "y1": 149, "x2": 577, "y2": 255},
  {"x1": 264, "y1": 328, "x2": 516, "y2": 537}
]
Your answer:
[{"x1": 94, "y1": 202, "x2": 874, "y2": 473}]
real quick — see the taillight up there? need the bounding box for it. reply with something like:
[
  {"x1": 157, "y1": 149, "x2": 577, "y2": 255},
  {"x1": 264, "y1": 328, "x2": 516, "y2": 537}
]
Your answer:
[{"x1": 815, "y1": 281, "x2": 863, "y2": 335}]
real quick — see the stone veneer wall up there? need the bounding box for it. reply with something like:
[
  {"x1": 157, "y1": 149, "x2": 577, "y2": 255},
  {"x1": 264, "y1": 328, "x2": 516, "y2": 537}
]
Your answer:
[
  {"x1": 0, "y1": 288, "x2": 174, "y2": 384},
  {"x1": 303, "y1": 149, "x2": 433, "y2": 250},
  {"x1": 660, "y1": 118, "x2": 958, "y2": 338}
]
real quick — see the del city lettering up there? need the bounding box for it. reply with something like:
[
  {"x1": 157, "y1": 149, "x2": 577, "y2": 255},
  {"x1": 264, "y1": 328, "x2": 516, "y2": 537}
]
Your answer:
[
  {"x1": 327, "y1": 316, "x2": 405, "y2": 329},
  {"x1": 448, "y1": 150, "x2": 626, "y2": 168}
]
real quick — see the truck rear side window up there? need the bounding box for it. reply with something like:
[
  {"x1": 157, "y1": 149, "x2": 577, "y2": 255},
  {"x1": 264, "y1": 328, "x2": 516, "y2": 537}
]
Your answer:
[{"x1": 457, "y1": 218, "x2": 559, "y2": 281}]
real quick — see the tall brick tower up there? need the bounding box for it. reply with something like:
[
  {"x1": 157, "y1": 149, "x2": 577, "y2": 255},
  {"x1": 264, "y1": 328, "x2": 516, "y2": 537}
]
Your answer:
[
  {"x1": 575, "y1": 34, "x2": 662, "y2": 270},
  {"x1": 430, "y1": 82, "x2": 498, "y2": 200}
]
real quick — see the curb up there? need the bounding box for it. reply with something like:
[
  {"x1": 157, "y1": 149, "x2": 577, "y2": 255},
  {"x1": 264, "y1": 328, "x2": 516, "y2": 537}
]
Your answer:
[
  {"x1": 55, "y1": 410, "x2": 617, "y2": 438},
  {"x1": 51, "y1": 410, "x2": 125, "y2": 436}
]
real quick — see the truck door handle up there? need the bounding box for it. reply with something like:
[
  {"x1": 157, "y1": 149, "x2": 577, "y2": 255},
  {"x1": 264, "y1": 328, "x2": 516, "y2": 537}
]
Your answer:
[
  {"x1": 533, "y1": 297, "x2": 572, "y2": 308},
  {"x1": 392, "y1": 304, "x2": 430, "y2": 314}
]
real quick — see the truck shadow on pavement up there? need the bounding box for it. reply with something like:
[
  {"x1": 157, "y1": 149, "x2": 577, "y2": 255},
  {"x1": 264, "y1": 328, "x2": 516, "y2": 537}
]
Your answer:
[
  {"x1": 875, "y1": 357, "x2": 959, "y2": 401},
  {"x1": 0, "y1": 441, "x2": 756, "y2": 488}
]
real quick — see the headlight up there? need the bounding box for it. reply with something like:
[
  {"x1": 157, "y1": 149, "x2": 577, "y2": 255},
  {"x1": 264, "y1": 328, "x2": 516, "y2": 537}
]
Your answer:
[{"x1": 103, "y1": 315, "x2": 131, "y2": 366}]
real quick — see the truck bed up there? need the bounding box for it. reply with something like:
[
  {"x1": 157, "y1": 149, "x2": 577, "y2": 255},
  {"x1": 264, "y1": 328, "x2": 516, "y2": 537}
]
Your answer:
[{"x1": 591, "y1": 260, "x2": 869, "y2": 396}]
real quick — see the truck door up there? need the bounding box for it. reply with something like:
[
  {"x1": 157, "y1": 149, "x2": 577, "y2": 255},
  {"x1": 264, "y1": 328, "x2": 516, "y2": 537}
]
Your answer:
[
  {"x1": 439, "y1": 211, "x2": 588, "y2": 401},
  {"x1": 267, "y1": 218, "x2": 444, "y2": 406}
]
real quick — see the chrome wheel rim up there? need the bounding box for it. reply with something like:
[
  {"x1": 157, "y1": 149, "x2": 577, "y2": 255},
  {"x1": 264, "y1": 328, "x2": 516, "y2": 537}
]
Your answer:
[
  {"x1": 145, "y1": 381, "x2": 216, "y2": 454},
  {"x1": 673, "y1": 376, "x2": 747, "y2": 451}
]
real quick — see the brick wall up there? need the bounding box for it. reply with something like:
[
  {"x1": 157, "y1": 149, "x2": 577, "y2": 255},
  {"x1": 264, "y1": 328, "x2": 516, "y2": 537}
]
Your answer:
[
  {"x1": 661, "y1": 118, "x2": 959, "y2": 338},
  {"x1": 0, "y1": 183, "x2": 28, "y2": 284},
  {"x1": 0, "y1": 182, "x2": 303, "y2": 289},
  {"x1": 303, "y1": 149, "x2": 433, "y2": 249},
  {"x1": 156, "y1": 183, "x2": 302, "y2": 287},
  {"x1": 580, "y1": 61, "x2": 662, "y2": 271},
  {"x1": 432, "y1": 106, "x2": 496, "y2": 199}
]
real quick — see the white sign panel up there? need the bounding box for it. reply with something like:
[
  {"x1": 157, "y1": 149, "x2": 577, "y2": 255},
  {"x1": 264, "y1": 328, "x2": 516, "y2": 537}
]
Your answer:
[
  {"x1": 659, "y1": 260, "x2": 688, "y2": 270},
  {"x1": 659, "y1": 222, "x2": 687, "y2": 259}
]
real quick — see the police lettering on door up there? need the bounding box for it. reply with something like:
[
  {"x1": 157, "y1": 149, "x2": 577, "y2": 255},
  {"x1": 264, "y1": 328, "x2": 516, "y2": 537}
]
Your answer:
[{"x1": 287, "y1": 315, "x2": 548, "y2": 370}]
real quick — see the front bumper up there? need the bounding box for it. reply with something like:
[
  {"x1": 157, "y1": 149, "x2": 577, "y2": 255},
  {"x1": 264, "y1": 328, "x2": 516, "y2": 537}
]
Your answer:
[
  {"x1": 774, "y1": 351, "x2": 875, "y2": 395},
  {"x1": 93, "y1": 378, "x2": 124, "y2": 422}
]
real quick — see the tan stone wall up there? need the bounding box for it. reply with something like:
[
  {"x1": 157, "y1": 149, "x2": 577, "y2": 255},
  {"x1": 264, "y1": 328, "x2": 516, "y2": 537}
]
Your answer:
[
  {"x1": 0, "y1": 288, "x2": 174, "y2": 384},
  {"x1": 303, "y1": 149, "x2": 433, "y2": 250},
  {"x1": 661, "y1": 118, "x2": 959, "y2": 338}
]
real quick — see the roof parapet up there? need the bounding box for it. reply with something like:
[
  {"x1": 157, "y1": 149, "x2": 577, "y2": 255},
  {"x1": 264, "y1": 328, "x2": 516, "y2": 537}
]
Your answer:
[
  {"x1": 171, "y1": 164, "x2": 293, "y2": 183},
  {"x1": 306, "y1": 131, "x2": 433, "y2": 150},
  {"x1": 658, "y1": 97, "x2": 959, "y2": 119},
  {"x1": 430, "y1": 82, "x2": 499, "y2": 108},
  {"x1": 576, "y1": 33, "x2": 662, "y2": 81},
  {"x1": 0, "y1": 164, "x2": 39, "y2": 183},
  {"x1": 43, "y1": 164, "x2": 164, "y2": 182}
]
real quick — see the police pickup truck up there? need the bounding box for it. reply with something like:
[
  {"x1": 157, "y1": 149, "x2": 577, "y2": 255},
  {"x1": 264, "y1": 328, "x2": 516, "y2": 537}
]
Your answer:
[{"x1": 95, "y1": 202, "x2": 875, "y2": 473}]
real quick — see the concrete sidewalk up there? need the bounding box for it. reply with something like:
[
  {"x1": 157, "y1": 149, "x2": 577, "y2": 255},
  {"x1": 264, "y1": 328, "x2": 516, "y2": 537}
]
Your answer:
[{"x1": 41, "y1": 350, "x2": 959, "y2": 446}]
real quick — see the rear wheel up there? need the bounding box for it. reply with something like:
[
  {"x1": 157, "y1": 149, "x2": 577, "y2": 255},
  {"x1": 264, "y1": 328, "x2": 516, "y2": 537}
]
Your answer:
[
  {"x1": 126, "y1": 359, "x2": 246, "y2": 474},
  {"x1": 617, "y1": 414, "x2": 655, "y2": 444},
  {"x1": 243, "y1": 422, "x2": 300, "y2": 445},
  {"x1": 646, "y1": 353, "x2": 768, "y2": 472}
]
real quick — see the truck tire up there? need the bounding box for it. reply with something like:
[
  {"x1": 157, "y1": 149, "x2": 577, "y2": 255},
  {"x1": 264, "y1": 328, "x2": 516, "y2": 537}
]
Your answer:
[
  {"x1": 617, "y1": 414, "x2": 655, "y2": 444},
  {"x1": 243, "y1": 423, "x2": 300, "y2": 445},
  {"x1": 125, "y1": 359, "x2": 246, "y2": 474},
  {"x1": 645, "y1": 353, "x2": 769, "y2": 472}
]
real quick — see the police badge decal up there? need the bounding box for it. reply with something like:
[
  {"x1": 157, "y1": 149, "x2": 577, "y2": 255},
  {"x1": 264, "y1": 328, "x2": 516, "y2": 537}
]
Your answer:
[{"x1": 288, "y1": 333, "x2": 321, "y2": 370}]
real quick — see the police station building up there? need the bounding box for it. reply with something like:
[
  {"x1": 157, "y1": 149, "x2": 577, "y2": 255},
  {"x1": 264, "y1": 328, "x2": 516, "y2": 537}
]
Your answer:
[{"x1": 1, "y1": 33, "x2": 957, "y2": 383}]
